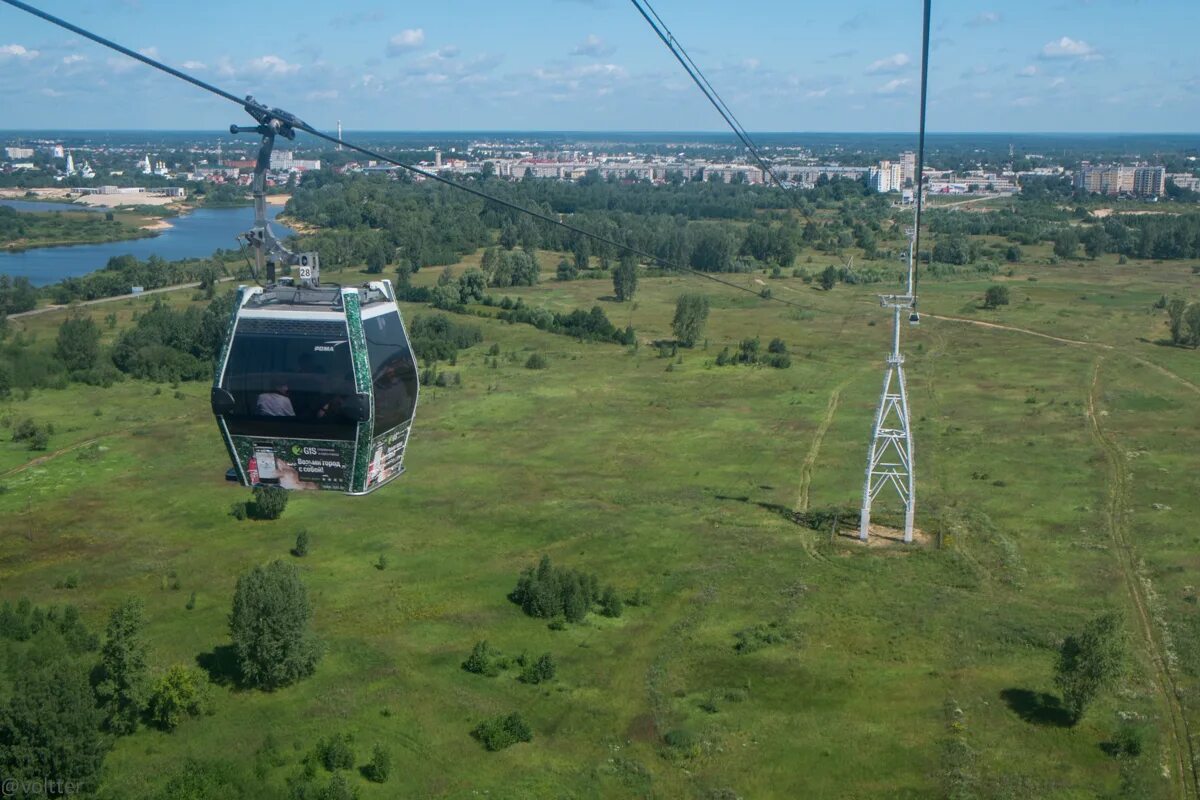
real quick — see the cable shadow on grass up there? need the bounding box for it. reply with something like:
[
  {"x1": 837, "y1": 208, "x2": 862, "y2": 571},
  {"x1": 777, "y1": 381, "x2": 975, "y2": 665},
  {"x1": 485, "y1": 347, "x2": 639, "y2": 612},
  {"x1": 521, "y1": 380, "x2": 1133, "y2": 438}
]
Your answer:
[{"x1": 1000, "y1": 688, "x2": 1074, "y2": 727}]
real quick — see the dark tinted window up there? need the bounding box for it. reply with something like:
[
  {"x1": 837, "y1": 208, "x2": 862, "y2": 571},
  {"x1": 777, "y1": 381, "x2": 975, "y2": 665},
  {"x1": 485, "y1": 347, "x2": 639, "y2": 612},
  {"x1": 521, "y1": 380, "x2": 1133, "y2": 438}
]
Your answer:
[
  {"x1": 364, "y1": 311, "x2": 418, "y2": 433},
  {"x1": 221, "y1": 318, "x2": 358, "y2": 440}
]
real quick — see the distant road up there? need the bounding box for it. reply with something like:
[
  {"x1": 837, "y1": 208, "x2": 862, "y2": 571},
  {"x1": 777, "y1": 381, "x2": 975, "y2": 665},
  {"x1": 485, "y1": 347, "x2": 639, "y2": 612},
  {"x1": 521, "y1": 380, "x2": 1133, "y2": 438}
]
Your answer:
[{"x1": 8, "y1": 276, "x2": 235, "y2": 320}]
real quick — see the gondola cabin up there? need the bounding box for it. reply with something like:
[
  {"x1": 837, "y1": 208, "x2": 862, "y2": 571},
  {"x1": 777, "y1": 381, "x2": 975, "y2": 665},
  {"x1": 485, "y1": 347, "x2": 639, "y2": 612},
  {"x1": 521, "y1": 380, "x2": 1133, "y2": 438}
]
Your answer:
[{"x1": 210, "y1": 279, "x2": 418, "y2": 494}]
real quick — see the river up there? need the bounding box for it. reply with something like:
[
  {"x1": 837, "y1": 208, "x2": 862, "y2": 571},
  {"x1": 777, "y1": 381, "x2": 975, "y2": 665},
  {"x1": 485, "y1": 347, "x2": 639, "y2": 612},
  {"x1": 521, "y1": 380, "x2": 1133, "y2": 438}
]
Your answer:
[{"x1": 0, "y1": 202, "x2": 296, "y2": 286}]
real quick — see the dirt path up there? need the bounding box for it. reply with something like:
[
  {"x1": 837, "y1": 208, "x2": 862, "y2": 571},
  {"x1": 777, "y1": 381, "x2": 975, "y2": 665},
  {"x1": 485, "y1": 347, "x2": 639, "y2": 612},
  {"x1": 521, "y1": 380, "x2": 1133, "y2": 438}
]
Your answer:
[
  {"x1": 9, "y1": 277, "x2": 235, "y2": 320},
  {"x1": 795, "y1": 381, "x2": 848, "y2": 512},
  {"x1": 1087, "y1": 358, "x2": 1198, "y2": 798},
  {"x1": 926, "y1": 314, "x2": 1200, "y2": 397}
]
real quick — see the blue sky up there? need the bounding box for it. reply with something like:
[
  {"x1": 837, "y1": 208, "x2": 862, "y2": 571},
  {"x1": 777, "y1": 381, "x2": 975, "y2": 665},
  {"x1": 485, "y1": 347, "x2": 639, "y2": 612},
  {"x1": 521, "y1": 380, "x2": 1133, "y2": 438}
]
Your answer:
[{"x1": 0, "y1": 0, "x2": 1196, "y2": 132}]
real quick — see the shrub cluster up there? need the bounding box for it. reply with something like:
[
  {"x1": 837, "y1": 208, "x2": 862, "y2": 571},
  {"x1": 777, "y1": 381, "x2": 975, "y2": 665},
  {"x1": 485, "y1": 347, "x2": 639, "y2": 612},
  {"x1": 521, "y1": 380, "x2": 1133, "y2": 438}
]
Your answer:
[
  {"x1": 715, "y1": 337, "x2": 791, "y2": 369},
  {"x1": 509, "y1": 555, "x2": 608, "y2": 623},
  {"x1": 10, "y1": 417, "x2": 53, "y2": 451},
  {"x1": 471, "y1": 713, "x2": 533, "y2": 751},
  {"x1": 497, "y1": 300, "x2": 634, "y2": 345},
  {"x1": 408, "y1": 314, "x2": 483, "y2": 362}
]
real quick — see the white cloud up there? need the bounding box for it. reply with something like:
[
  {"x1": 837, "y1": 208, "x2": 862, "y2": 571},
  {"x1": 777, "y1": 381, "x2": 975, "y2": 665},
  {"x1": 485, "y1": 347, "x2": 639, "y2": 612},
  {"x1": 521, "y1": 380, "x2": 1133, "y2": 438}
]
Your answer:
[
  {"x1": 875, "y1": 77, "x2": 911, "y2": 95},
  {"x1": 572, "y1": 34, "x2": 615, "y2": 58},
  {"x1": 40, "y1": 87, "x2": 65, "y2": 97},
  {"x1": 1049, "y1": 77, "x2": 1067, "y2": 88},
  {"x1": 0, "y1": 44, "x2": 40, "y2": 60},
  {"x1": 387, "y1": 29, "x2": 425, "y2": 55},
  {"x1": 1040, "y1": 36, "x2": 1100, "y2": 60},
  {"x1": 805, "y1": 88, "x2": 831, "y2": 99},
  {"x1": 140, "y1": 46, "x2": 159, "y2": 59},
  {"x1": 968, "y1": 11, "x2": 1001, "y2": 26},
  {"x1": 61, "y1": 54, "x2": 85, "y2": 66},
  {"x1": 305, "y1": 89, "x2": 339, "y2": 101},
  {"x1": 1017, "y1": 65, "x2": 1038, "y2": 77},
  {"x1": 866, "y1": 53, "x2": 910, "y2": 74},
  {"x1": 246, "y1": 55, "x2": 300, "y2": 76},
  {"x1": 181, "y1": 60, "x2": 207, "y2": 70}
]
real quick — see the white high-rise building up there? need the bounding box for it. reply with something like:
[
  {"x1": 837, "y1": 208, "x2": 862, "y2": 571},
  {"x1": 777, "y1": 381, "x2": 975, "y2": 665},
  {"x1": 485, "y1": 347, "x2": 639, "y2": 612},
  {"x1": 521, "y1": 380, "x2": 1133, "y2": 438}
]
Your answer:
[
  {"x1": 65, "y1": 151, "x2": 75, "y2": 175},
  {"x1": 900, "y1": 151, "x2": 916, "y2": 186}
]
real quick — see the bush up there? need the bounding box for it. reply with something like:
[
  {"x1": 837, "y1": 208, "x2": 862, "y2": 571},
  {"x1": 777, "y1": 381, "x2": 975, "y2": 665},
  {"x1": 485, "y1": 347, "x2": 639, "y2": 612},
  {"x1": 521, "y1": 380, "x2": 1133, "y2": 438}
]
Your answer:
[
  {"x1": 733, "y1": 622, "x2": 791, "y2": 654},
  {"x1": 524, "y1": 353, "x2": 548, "y2": 370},
  {"x1": 519, "y1": 653, "x2": 556, "y2": 685},
  {"x1": 315, "y1": 733, "x2": 355, "y2": 771},
  {"x1": 250, "y1": 485, "x2": 289, "y2": 520},
  {"x1": 462, "y1": 640, "x2": 501, "y2": 677},
  {"x1": 600, "y1": 586, "x2": 624, "y2": 618},
  {"x1": 471, "y1": 712, "x2": 533, "y2": 751},
  {"x1": 362, "y1": 744, "x2": 391, "y2": 783},
  {"x1": 293, "y1": 530, "x2": 309, "y2": 558},
  {"x1": 229, "y1": 561, "x2": 321, "y2": 690},
  {"x1": 147, "y1": 665, "x2": 213, "y2": 731}
]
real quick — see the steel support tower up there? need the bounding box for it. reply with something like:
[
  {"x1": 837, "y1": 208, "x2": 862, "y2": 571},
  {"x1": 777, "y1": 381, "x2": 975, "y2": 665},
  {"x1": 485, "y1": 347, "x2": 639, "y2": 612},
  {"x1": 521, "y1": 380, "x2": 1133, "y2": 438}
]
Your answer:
[{"x1": 858, "y1": 276, "x2": 916, "y2": 543}]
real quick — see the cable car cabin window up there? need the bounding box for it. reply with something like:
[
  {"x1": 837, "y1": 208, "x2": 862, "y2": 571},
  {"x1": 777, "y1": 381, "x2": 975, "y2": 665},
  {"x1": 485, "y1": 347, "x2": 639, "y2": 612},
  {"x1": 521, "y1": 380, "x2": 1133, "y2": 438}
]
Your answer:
[
  {"x1": 364, "y1": 311, "x2": 418, "y2": 433},
  {"x1": 221, "y1": 318, "x2": 358, "y2": 441}
]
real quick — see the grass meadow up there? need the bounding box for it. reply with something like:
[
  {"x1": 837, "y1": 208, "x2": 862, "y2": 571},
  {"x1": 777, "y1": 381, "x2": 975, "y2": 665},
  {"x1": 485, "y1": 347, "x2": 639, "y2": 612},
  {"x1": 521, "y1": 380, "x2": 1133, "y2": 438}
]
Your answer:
[{"x1": 1, "y1": 247, "x2": 1198, "y2": 798}]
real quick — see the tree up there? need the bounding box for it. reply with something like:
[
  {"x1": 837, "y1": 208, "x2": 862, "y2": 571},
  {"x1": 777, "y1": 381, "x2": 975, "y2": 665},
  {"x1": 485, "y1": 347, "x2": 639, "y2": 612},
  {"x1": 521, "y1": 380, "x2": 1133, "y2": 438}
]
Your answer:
[
  {"x1": 1185, "y1": 303, "x2": 1200, "y2": 348},
  {"x1": 982, "y1": 285, "x2": 1010, "y2": 309},
  {"x1": 462, "y1": 640, "x2": 499, "y2": 676},
  {"x1": 932, "y1": 237, "x2": 970, "y2": 265},
  {"x1": 671, "y1": 293, "x2": 709, "y2": 347},
  {"x1": 0, "y1": 656, "x2": 108, "y2": 791},
  {"x1": 519, "y1": 653, "x2": 556, "y2": 684},
  {"x1": 600, "y1": 586, "x2": 623, "y2": 618},
  {"x1": 555, "y1": 258, "x2": 577, "y2": 282},
  {"x1": 572, "y1": 237, "x2": 590, "y2": 272},
  {"x1": 1054, "y1": 612, "x2": 1125, "y2": 724},
  {"x1": 250, "y1": 485, "x2": 288, "y2": 520},
  {"x1": 1082, "y1": 226, "x2": 1109, "y2": 259},
  {"x1": 147, "y1": 665, "x2": 213, "y2": 731},
  {"x1": 363, "y1": 744, "x2": 391, "y2": 783},
  {"x1": 293, "y1": 529, "x2": 310, "y2": 557},
  {"x1": 471, "y1": 713, "x2": 532, "y2": 751},
  {"x1": 94, "y1": 597, "x2": 149, "y2": 734},
  {"x1": 613, "y1": 253, "x2": 638, "y2": 302},
  {"x1": 1005, "y1": 245, "x2": 1023, "y2": 263},
  {"x1": 818, "y1": 265, "x2": 839, "y2": 291},
  {"x1": 55, "y1": 309, "x2": 100, "y2": 373},
  {"x1": 1166, "y1": 298, "x2": 1187, "y2": 344},
  {"x1": 229, "y1": 561, "x2": 321, "y2": 690},
  {"x1": 1053, "y1": 229, "x2": 1079, "y2": 260}
]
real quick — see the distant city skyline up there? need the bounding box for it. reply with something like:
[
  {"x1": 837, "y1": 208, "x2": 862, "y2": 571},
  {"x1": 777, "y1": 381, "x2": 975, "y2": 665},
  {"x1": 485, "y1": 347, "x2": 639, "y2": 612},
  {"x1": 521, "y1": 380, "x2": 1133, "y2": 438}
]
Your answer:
[{"x1": 0, "y1": 0, "x2": 1197, "y2": 133}]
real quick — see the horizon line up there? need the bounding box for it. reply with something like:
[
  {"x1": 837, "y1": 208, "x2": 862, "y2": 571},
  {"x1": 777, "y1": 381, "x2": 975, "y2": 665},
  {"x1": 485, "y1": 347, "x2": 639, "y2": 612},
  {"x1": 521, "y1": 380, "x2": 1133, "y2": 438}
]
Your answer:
[{"x1": 1, "y1": 128, "x2": 1198, "y2": 137}]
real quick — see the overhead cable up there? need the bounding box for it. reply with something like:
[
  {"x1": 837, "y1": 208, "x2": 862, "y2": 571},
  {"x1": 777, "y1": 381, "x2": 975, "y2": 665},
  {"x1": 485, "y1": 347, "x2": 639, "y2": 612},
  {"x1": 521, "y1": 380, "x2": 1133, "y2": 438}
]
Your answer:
[{"x1": 0, "y1": 0, "x2": 811, "y2": 311}]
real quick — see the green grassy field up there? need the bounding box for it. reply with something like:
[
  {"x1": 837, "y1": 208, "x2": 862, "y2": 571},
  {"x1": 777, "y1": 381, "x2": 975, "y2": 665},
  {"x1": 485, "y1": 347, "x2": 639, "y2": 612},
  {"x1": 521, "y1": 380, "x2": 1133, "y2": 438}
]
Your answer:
[{"x1": 1, "y1": 250, "x2": 1198, "y2": 798}]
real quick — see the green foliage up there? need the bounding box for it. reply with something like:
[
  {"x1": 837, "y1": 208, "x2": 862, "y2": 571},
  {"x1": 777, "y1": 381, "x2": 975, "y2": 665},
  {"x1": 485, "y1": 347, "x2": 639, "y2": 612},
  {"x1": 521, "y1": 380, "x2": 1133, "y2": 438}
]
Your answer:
[
  {"x1": 154, "y1": 758, "x2": 249, "y2": 800},
  {"x1": 555, "y1": 257, "x2": 578, "y2": 281},
  {"x1": 519, "y1": 653, "x2": 557, "y2": 684},
  {"x1": 463, "y1": 640, "x2": 502, "y2": 676},
  {"x1": 509, "y1": 555, "x2": 601, "y2": 623},
  {"x1": 250, "y1": 485, "x2": 289, "y2": 520},
  {"x1": 147, "y1": 665, "x2": 213, "y2": 731},
  {"x1": 1054, "y1": 612, "x2": 1126, "y2": 724},
  {"x1": 408, "y1": 314, "x2": 483, "y2": 362},
  {"x1": 0, "y1": 599, "x2": 97, "y2": 651},
  {"x1": 672, "y1": 293, "x2": 710, "y2": 347},
  {"x1": 111, "y1": 295, "x2": 232, "y2": 382},
  {"x1": 471, "y1": 713, "x2": 533, "y2": 751},
  {"x1": 314, "y1": 733, "x2": 355, "y2": 771},
  {"x1": 229, "y1": 560, "x2": 322, "y2": 690},
  {"x1": 733, "y1": 621, "x2": 792, "y2": 655},
  {"x1": 499, "y1": 301, "x2": 633, "y2": 345},
  {"x1": 363, "y1": 743, "x2": 391, "y2": 783},
  {"x1": 818, "y1": 264, "x2": 839, "y2": 290},
  {"x1": 54, "y1": 310, "x2": 100, "y2": 373},
  {"x1": 293, "y1": 529, "x2": 310, "y2": 558},
  {"x1": 613, "y1": 253, "x2": 638, "y2": 302},
  {"x1": 1053, "y1": 229, "x2": 1079, "y2": 260},
  {"x1": 600, "y1": 585, "x2": 624, "y2": 618},
  {"x1": 0, "y1": 655, "x2": 108, "y2": 795},
  {"x1": 0, "y1": 274, "x2": 39, "y2": 315},
  {"x1": 1166, "y1": 298, "x2": 1187, "y2": 344},
  {"x1": 10, "y1": 418, "x2": 53, "y2": 451},
  {"x1": 524, "y1": 352, "x2": 548, "y2": 370},
  {"x1": 983, "y1": 284, "x2": 1011, "y2": 309},
  {"x1": 932, "y1": 237, "x2": 971, "y2": 265},
  {"x1": 715, "y1": 337, "x2": 791, "y2": 369},
  {"x1": 94, "y1": 597, "x2": 150, "y2": 734}
]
